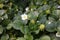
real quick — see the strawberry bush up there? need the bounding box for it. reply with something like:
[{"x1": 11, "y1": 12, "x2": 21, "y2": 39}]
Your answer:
[{"x1": 0, "y1": 0, "x2": 60, "y2": 40}]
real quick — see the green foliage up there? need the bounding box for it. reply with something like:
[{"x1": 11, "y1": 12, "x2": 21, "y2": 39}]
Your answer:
[
  {"x1": 16, "y1": 37, "x2": 25, "y2": 40},
  {"x1": 0, "y1": 25, "x2": 3, "y2": 34},
  {"x1": 40, "y1": 35, "x2": 51, "y2": 40},
  {"x1": 1, "y1": 34, "x2": 9, "y2": 40},
  {"x1": 0, "y1": 0, "x2": 60, "y2": 40}
]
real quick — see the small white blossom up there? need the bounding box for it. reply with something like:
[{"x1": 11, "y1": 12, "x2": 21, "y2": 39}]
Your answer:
[
  {"x1": 57, "y1": 6, "x2": 60, "y2": 8},
  {"x1": 0, "y1": 17, "x2": 4, "y2": 20},
  {"x1": 57, "y1": 10, "x2": 60, "y2": 15},
  {"x1": 37, "y1": 21, "x2": 39, "y2": 22},
  {"x1": 1, "y1": 18, "x2": 4, "y2": 20},
  {"x1": 31, "y1": 9, "x2": 33, "y2": 11},
  {"x1": 21, "y1": 14, "x2": 28, "y2": 20},
  {"x1": 56, "y1": 32, "x2": 60, "y2": 37},
  {"x1": 59, "y1": 19, "x2": 60, "y2": 20},
  {"x1": 34, "y1": 11, "x2": 39, "y2": 17},
  {"x1": 0, "y1": 10, "x2": 5, "y2": 16},
  {"x1": 25, "y1": 7, "x2": 29, "y2": 11},
  {"x1": 5, "y1": 0, "x2": 8, "y2": 3},
  {"x1": 36, "y1": 2, "x2": 39, "y2": 5},
  {"x1": 48, "y1": 22, "x2": 51, "y2": 24}
]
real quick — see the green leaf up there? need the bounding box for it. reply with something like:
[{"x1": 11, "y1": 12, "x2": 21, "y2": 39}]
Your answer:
[
  {"x1": 0, "y1": 10, "x2": 5, "y2": 16},
  {"x1": 6, "y1": 22, "x2": 13, "y2": 30},
  {"x1": 51, "y1": 10, "x2": 59, "y2": 20},
  {"x1": 46, "y1": 22, "x2": 56, "y2": 32},
  {"x1": 28, "y1": 11, "x2": 38, "y2": 20},
  {"x1": 0, "y1": 17, "x2": 4, "y2": 22},
  {"x1": 57, "y1": 26, "x2": 60, "y2": 32},
  {"x1": 1, "y1": 34, "x2": 9, "y2": 40},
  {"x1": 3, "y1": 14, "x2": 8, "y2": 19},
  {"x1": 24, "y1": 34, "x2": 33, "y2": 40},
  {"x1": 16, "y1": 37, "x2": 26, "y2": 40},
  {"x1": 13, "y1": 20, "x2": 25, "y2": 34},
  {"x1": 2, "y1": 19, "x2": 11, "y2": 26},
  {"x1": 0, "y1": 25, "x2": 3, "y2": 34},
  {"x1": 29, "y1": 23, "x2": 38, "y2": 32},
  {"x1": 13, "y1": 20, "x2": 23, "y2": 30},
  {"x1": 24, "y1": 26, "x2": 30, "y2": 34},
  {"x1": 9, "y1": 36, "x2": 16, "y2": 40},
  {"x1": 49, "y1": 34, "x2": 58, "y2": 40},
  {"x1": 38, "y1": 15, "x2": 47, "y2": 24},
  {"x1": 35, "y1": 39, "x2": 39, "y2": 40},
  {"x1": 36, "y1": 0, "x2": 43, "y2": 5},
  {"x1": 39, "y1": 35, "x2": 51, "y2": 40},
  {"x1": 34, "y1": 29, "x2": 40, "y2": 34},
  {"x1": 48, "y1": 17, "x2": 55, "y2": 21},
  {"x1": 38, "y1": 5, "x2": 50, "y2": 11}
]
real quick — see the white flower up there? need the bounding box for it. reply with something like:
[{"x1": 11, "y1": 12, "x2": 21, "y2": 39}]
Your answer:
[
  {"x1": 0, "y1": 10, "x2": 5, "y2": 16},
  {"x1": 57, "y1": 6, "x2": 60, "y2": 8},
  {"x1": 25, "y1": 7, "x2": 29, "y2": 11},
  {"x1": 48, "y1": 22, "x2": 51, "y2": 24},
  {"x1": 56, "y1": 32, "x2": 60, "y2": 37},
  {"x1": 37, "y1": 21, "x2": 39, "y2": 22},
  {"x1": 0, "y1": 17, "x2": 4, "y2": 20},
  {"x1": 59, "y1": 19, "x2": 60, "y2": 20},
  {"x1": 31, "y1": 9, "x2": 33, "y2": 11},
  {"x1": 21, "y1": 14, "x2": 28, "y2": 20},
  {"x1": 34, "y1": 11, "x2": 39, "y2": 17},
  {"x1": 1, "y1": 18, "x2": 4, "y2": 20},
  {"x1": 36, "y1": 2, "x2": 39, "y2": 5},
  {"x1": 57, "y1": 10, "x2": 60, "y2": 15}
]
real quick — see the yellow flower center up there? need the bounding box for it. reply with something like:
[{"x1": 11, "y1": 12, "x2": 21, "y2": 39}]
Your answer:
[
  {"x1": 30, "y1": 19, "x2": 35, "y2": 24},
  {"x1": 46, "y1": 10, "x2": 50, "y2": 14},
  {"x1": 24, "y1": 16, "x2": 27, "y2": 19},
  {"x1": 10, "y1": 2, "x2": 13, "y2": 6},
  {"x1": 44, "y1": 1, "x2": 47, "y2": 4},
  {"x1": 39, "y1": 24, "x2": 45, "y2": 31},
  {"x1": 0, "y1": 3, "x2": 4, "y2": 8}
]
